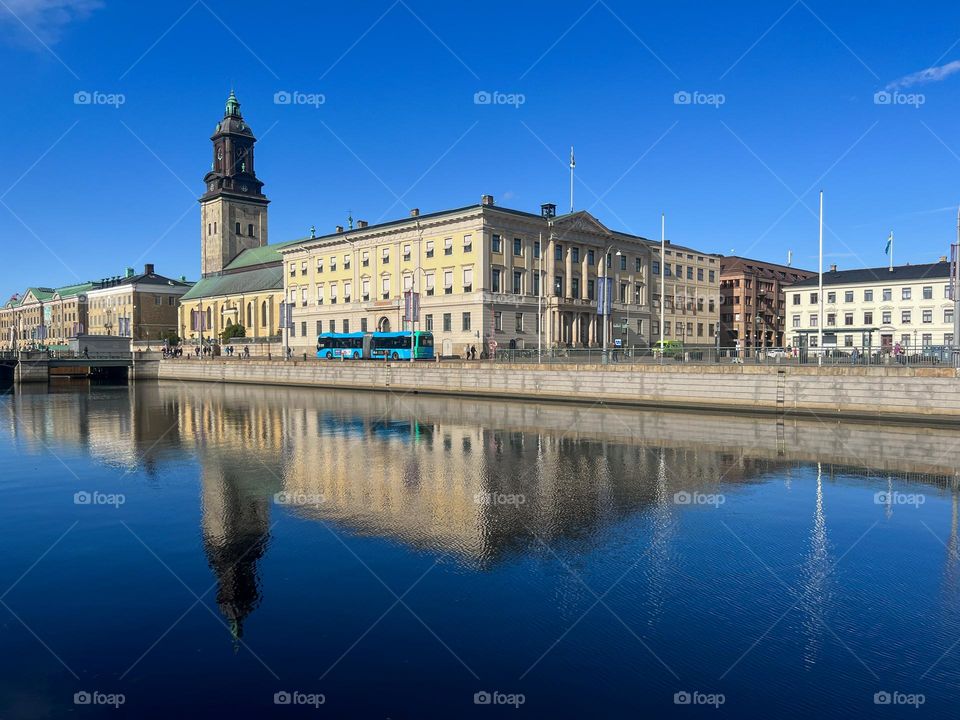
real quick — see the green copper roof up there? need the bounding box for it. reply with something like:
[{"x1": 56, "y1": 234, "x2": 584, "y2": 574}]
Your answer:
[
  {"x1": 181, "y1": 266, "x2": 284, "y2": 301},
  {"x1": 226, "y1": 90, "x2": 240, "y2": 117},
  {"x1": 24, "y1": 287, "x2": 56, "y2": 302},
  {"x1": 223, "y1": 239, "x2": 302, "y2": 271},
  {"x1": 54, "y1": 282, "x2": 95, "y2": 298}
]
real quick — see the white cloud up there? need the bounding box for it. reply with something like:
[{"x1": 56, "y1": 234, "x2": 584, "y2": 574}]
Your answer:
[
  {"x1": 885, "y1": 60, "x2": 960, "y2": 91},
  {"x1": 0, "y1": 0, "x2": 102, "y2": 44}
]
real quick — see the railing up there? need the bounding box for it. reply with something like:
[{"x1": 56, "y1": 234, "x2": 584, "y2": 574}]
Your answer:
[
  {"x1": 493, "y1": 345, "x2": 960, "y2": 368},
  {"x1": 48, "y1": 351, "x2": 134, "y2": 361}
]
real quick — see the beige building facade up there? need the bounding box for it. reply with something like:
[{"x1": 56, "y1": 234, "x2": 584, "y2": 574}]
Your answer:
[
  {"x1": 280, "y1": 200, "x2": 668, "y2": 357},
  {"x1": 789, "y1": 260, "x2": 954, "y2": 351},
  {"x1": 86, "y1": 265, "x2": 191, "y2": 341},
  {"x1": 650, "y1": 244, "x2": 723, "y2": 345}
]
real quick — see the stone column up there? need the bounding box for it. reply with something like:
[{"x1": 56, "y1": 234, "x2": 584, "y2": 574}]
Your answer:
[{"x1": 565, "y1": 247, "x2": 573, "y2": 299}]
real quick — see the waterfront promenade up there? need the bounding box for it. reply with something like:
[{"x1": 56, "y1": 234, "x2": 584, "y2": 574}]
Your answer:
[{"x1": 154, "y1": 357, "x2": 960, "y2": 423}]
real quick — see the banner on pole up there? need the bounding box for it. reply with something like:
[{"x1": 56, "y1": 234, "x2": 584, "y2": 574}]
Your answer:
[
  {"x1": 403, "y1": 291, "x2": 420, "y2": 323},
  {"x1": 596, "y1": 277, "x2": 613, "y2": 316}
]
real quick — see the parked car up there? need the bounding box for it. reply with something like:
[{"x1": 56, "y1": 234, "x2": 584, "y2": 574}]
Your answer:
[{"x1": 764, "y1": 348, "x2": 788, "y2": 359}]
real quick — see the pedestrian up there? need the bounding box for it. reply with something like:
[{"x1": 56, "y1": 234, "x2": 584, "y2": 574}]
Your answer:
[{"x1": 82, "y1": 346, "x2": 89, "y2": 359}]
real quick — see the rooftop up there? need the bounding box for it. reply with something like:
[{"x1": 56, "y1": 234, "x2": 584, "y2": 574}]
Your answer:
[{"x1": 790, "y1": 261, "x2": 952, "y2": 288}]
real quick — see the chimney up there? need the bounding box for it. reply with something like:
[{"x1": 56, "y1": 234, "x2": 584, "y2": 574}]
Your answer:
[
  {"x1": 481, "y1": 194, "x2": 494, "y2": 207},
  {"x1": 144, "y1": 263, "x2": 155, "y2": 275},
  {"x1": 357, "y1": 220, "x2": 369, "y2": 229},
  {"x1": 125, "y1": 267, "x2": 135, "y2": 278},
  {"x1": 541, "y1": 203, "x2": 557, "y2": 219},
  {"x1": 336, "y1": 225, "x2": 344, "y2": 233},
  {"x1": 410, "y1": 208, "x2": 420, "y2": 217},
  {"x1": 940, "y1": 255, "x2": 948, "y2": 262}
]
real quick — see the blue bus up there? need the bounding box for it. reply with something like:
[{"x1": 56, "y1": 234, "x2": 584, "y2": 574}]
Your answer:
[
  {"x1": 316, "y1": 332, "x2": 364, "y2": 359},
  {"x1": 317, "y1": 331, "x2": 434, "y2": 360}
]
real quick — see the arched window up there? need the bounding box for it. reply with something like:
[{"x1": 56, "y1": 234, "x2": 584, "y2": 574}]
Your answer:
[
  {"x1": 248, "y1": 223, "x2": 254, "y2": 237},
  {"x1": 246, "y1": 302, "x2": 253, "y2": 328},
  {"x1": 235, "y1": 222, "x2": 241, "y2": 235},
  {"x1": 261, "y1": 301, "x2": 267, "y2": 328},
  {"x1": 205, "y1": 307, "x2": 212, "y2": 330}
]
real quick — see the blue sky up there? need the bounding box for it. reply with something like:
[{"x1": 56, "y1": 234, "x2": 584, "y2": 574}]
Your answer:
[{"x1": 3, "y1": 0, "x2": 960, "y2": 295}]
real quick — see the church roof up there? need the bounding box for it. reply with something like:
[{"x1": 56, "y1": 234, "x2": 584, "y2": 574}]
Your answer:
[
  {"x1": 224, "y1": 239, "x2": 303, "y2": 271},
  {"x1": 181, "y1": 266, "x2": 284, "y2": 301}
]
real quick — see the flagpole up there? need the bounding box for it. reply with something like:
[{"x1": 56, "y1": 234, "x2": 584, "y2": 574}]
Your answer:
[
  {"x1": 889, "y1": 230, "x2": 894, "y2": 272},
  {"x1": 818, "y1": 191, "x2": 824, "y2": 360},
  {"x1": 660, "y1": 213, "x2": 665, "y2": 366},
  {"x1": 538, "y1": 230, "x2": 542, "y2": 363},
  {"x1": 569, "y1": 146, "x2": 575, "y2": 214}
]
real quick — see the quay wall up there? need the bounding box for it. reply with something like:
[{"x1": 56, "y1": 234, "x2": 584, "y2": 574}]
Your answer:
[{"x1": 156, "y1": 359, "x2": 960, "y2": 423}]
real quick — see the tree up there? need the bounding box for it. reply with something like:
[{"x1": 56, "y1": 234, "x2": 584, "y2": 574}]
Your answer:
[
  {"x1": 221, "y1": 322, "x2": 246, "y2": 342},
  {"x1": 160, "y1": 330, "x2": 180, "y2": 345}
]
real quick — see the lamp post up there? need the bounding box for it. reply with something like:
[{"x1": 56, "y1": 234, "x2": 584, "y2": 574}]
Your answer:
[
  {"x1": 409, "y1": 221, "x2": 423, "y2": 363},
  {"x1": 754, "y1": 314, "x2": 761, "y2": 364},
  {"x1": 599, "y1": 244, "x2": 622, "y2": 363}
]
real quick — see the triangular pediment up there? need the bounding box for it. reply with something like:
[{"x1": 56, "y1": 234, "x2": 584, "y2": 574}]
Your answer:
[{"x1": 550, "y1": 211, "x2": 614, "y2": 238}]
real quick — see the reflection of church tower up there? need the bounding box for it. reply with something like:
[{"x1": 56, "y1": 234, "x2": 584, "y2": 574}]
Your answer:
[
  {"x1": 200, "y1": 91, "x2": 269, "y2": 277},
  {"x1": 201, "y1": 464, "x2": 271, "y2": 642}
]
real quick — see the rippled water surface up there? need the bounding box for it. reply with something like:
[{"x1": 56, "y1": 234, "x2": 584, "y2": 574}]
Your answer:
[{"x1": 1, "y1": 380, "x2": 959, "y2": 718}]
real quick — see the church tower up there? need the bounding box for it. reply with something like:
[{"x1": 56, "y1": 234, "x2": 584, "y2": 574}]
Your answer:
[{"x1": 200, "y1": 91, "x2": 269, "y2": 277}]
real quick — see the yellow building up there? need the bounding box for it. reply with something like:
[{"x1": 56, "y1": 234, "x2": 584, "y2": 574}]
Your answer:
[
  {"x1": 281, "y1": 199, "x2": 661, "y2": 357},
  {"x1": 178, "y1": 242, "x2": 295, "y2": 345}
]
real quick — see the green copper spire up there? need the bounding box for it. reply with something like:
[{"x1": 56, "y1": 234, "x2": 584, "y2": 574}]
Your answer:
[{"x1": 225, "y1": 90, "x2": 240, "y2": 117}]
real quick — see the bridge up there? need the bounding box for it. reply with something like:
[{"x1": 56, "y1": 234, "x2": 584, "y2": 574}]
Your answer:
[{"x1": 0, "y1": 350, "x2": 158, "y2": 383}]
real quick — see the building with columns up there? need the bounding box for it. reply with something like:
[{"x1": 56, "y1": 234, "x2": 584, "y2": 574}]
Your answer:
[
  {"x1": 280, "y1": 199, "x2": 659, "y2": 357},
  {"x1": 177, "y1": 93, "x2": 719, "y2": 354}
]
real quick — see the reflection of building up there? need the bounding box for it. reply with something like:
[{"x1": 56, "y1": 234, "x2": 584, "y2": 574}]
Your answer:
[
  {"x1": 719, "y1": 256, "x2": 815, "y2": 349},
  {"x1": 201, "y1": 461, "x2": 270, "y2": 641},
  {"x1": 789, "y1": 260, "x2": 954, "y2": 350}
]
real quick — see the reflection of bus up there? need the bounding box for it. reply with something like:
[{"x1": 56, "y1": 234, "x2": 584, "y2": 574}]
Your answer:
[{"x1": 316, "y1": 331, "x2": 434, "y2": 360}]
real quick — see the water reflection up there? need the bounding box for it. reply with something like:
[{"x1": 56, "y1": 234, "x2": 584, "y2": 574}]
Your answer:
[{"x1": 4, "y1": 380, "x2": 960, "y2": 644}]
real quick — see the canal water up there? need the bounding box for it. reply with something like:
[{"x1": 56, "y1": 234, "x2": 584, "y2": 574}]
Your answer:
[{"x1": 1, "y1": 380, "x2": 959, "y2": 718}]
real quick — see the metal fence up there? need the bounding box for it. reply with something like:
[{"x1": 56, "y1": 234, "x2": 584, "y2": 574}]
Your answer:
[{"x1": 493, "y1": 345, "x2": 960, "y2": 368}]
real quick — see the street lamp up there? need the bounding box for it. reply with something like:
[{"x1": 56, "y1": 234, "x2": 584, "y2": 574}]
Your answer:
[
  {"x1": 754, "y1": 314, "x2": 761, "y2": 364},
  {"x1": 599, "y1": 244, "x2": 622, "y2": 362}
]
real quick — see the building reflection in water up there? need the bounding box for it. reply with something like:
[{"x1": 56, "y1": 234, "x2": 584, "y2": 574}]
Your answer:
[{"x1": 5, "y1": 380, "x2": 960, "y2": 641}]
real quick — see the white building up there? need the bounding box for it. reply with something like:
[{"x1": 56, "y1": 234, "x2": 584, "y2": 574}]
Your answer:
[{"x1": 788, "y1": 259, "x2": 954, "y2": 351}]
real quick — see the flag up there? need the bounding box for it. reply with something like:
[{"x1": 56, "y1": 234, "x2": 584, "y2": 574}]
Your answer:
[
  {"x1": 569, "y1": 146, "x2": 575, "y2": 169},
  {"x1": 884, "y1": 232, "x2": 892, "y2": 255}
]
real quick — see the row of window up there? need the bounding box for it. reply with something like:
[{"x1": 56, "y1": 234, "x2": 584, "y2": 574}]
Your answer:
[
  {"x1": 803, "y1": 333, "x2": 954, "y2": 348},
  {"x1": 653, "y1": 321, "x2": 717, "y2": 338},
  {"x1": 206, "y1": 221, "x2": 256, "y2": 237},
  {"x1": 795, "y1": 307, "x2": 955, "y2": 327},
  {"x1": 651, "y1": 262, "x2": 716, "y2": 283},
  {"x1": 794, "y1": 286, "x2": 947, "y2": 305}
]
